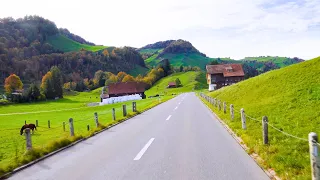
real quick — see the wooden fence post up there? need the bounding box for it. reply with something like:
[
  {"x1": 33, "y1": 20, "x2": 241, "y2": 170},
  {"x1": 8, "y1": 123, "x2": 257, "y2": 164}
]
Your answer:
[
  {"x1": 262, "y1": 116, "x2": 268, "y2": 144},
  {"x1": 48, "y1": 120, "x2": 50, "y2": 128},
  {"x1": 230, "y1": 104, "x2": 234, "y2": 120},
  {"x1": 223, "y1": 102, "x2": 226, "y2": 113},
  {"x1": 25, "y1": 120, "x2": 26, "y2": 125},
  {"x1": 218, "y1": 100, "x2": 221, "y2": 111},
  {"x1": 123, "y1": 105, "x2": 127, "y2": 117},
  {"x1": 240, "y1": 108, "x2": 246, "y2": 130},
  {"x1": 94, "y1": 112, "x2": 99, "y2": 128},
  {"x1": 63, "y1": 122, "x2": 65, "y2": 132},
  {"x1": 112, "y1": 108, "x2": 116, "y2": 120},
  {"x1": 87, "y1": 125, "x2": 90, "y2": 131},
  {"x1": 36, "y1": 120, "x2": 38, "y2": 127},
  {"x1": 132, "y1": 102, "x2": 137, "y2": 112},
  {"x1": 309, "y1": 132, "x2": 320, "y2": 180},
  {"x1": 69, "y1": 118, "x2": 74, "y2": 136},
  {"x1": 25, "y1": 128, "x2": 32, "y2": 150}
]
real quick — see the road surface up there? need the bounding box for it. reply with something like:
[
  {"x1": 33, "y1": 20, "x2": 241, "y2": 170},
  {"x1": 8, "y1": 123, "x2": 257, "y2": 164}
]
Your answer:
[{"x1": 8, "y1": 93, "x2": 270, "y2": 180}]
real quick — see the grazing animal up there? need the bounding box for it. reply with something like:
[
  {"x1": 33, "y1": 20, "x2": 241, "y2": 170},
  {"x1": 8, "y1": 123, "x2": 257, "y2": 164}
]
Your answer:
[{"x1": 20, "y1": 124, "x2": 37, "y2": 135}]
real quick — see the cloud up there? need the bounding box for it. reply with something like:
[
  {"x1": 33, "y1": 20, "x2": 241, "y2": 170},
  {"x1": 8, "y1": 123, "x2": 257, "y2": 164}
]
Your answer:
[{"x1": 0, "y1": 0, "x2": 319, "y2": 59}]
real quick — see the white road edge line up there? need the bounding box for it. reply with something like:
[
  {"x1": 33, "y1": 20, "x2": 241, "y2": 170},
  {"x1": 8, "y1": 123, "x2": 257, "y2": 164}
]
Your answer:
[
  {"x1": 174, "y1": 106, "x2": 178, "y2": 110},
  {"x1": 134, "y1": 138, "x2": 155, "y2": 160},
  {"x1": 166, "y1": 115, "x2": 172, "y2": 121}
]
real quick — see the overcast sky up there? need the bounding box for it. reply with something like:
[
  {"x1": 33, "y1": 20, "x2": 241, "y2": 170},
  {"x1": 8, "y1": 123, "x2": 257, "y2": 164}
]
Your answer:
[{"x1": 1, "y1": 0, "x2": 319, "y2": 59}]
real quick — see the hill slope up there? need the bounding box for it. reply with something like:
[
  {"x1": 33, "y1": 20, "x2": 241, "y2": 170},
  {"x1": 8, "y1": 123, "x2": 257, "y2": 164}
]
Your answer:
[
  {"x1": 46, "y1": 34, "x2": 107, "y2": 52},
  {"x1": 145, "y1": 71, "x2": 206, "y2": 96},
  {"x1": 206, "y1": 57, "x2": 320, "y2": 179},
  {"x1": 139, "y1": 40, "x2": 211, "y2": 69}
]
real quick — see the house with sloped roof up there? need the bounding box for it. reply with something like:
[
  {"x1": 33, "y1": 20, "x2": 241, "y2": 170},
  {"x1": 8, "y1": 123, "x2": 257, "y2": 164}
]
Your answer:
[
  {"x1": 100, "y1": 82, "x2": 146, "y2": 102},
  {"x1": 206, "y1": 64, "x2": 245, "y2": 91},
  {"x1": 167, "y1": 82, "x2": 176, "y2": 88}
]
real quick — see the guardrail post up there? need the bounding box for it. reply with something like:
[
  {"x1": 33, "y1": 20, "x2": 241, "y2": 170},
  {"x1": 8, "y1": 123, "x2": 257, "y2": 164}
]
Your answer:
[
  {"x1": 63, "y1": 122, "x2": 65, "y2": 132},
  {"x1": 230, "y1": 104, "x2": 234, "y2": 120},
  {"x1": 94, "y1": 112, "x2": 99, "y2": 127},
  {"x1": 69, "y1": 118, "x2": 74, "y2": 136},
  {"x1": 112, "y1": 108, "x2": 116, "y2": 120},
  {"x1": 48, "y1": 120, "x2": 50, "y2": 128},
  {"x1": 309, "y1": 132, "x2": 320, "y2": 180},
  {"x1": 87, "y1": 125, "x2": 90, "y2": 131},
  {"x1": 36, "y1": 120, "x2": 38, "y2": 127},
  {"x1": 262, "y1": 116, "x2": 268, "y2": 144},
  {"x1": 25, "y1": 128, "x2": 32, "y2": 150},
  {"x1": 223, "y1": 102, "x2": 226, "y2": 113},
  {"x1": 218, "y1": 100, "x2": 221, "y2": 111},
  {"x1": 240, "y1": 108, "x2": 246, "y2": 130},
  {"x1": 123, "y1": 105, "x2": 127, "y2": 117},
  {"x1": 132, "y1": 102, "x2": 137, "y2": 112}
]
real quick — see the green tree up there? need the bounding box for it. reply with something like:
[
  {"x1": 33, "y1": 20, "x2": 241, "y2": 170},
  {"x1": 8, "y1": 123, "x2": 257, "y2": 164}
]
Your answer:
[
  {"x1": 26, "y1": 83, "x2": 41, "y2": 101},
  {"x1": 175, "y1": 78, "x2": 182, "y2": 87},
  {"x1": 50, "y1": 66, "x2": 63, "y2": 98},
  {"x1": 179, "y1": 65, "x2": 183, "y2": 72}
]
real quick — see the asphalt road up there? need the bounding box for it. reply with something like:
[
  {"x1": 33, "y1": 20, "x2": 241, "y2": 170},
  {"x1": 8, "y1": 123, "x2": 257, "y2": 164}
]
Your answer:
[{"x1": 8, "y1": 93, "x2": 270, "y2": 180}]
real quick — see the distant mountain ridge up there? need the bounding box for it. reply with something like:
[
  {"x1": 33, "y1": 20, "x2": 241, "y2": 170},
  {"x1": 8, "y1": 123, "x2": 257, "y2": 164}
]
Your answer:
[{"x1": 139, "y1": 40, "x2": 304, "y2": 78}]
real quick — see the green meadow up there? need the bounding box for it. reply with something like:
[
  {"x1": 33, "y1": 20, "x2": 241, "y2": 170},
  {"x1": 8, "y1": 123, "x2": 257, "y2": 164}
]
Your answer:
[
  {"x1": 0, "y1": 88, "x2": 173, "y2": 176},
  {"x1": 203, "y1": 57, "x2": 320, "y2": 180}
]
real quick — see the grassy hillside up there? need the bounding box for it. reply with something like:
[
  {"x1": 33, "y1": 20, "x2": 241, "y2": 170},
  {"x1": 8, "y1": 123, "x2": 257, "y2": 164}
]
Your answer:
[
  {"x1": 243, "y1": 56, "x2": 304, "y2": 68},
  {"x1": 128, "y1": 65, "x2": 149, "y2": 77},
  {"x1": 46, "y1": 35, "x2": 107, "y2": 52},
  {"x1": 145, "y1": 71, "x2": 206, "y2": 96},
  {"x1": 205, "y1": 57, "x2": 320, "y2": 179},
  {"x1": 0, "y1": 88, "x2": 173, "y2": 176}
]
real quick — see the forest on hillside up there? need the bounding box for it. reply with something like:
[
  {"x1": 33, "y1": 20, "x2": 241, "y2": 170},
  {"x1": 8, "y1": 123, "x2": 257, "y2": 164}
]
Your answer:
[{"x1": 0, "y1": 16, "x2": 146, "y2": 84}]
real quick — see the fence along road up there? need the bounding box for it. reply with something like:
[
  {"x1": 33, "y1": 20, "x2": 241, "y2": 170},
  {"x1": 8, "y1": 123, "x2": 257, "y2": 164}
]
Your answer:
[{"x1": 8, "y1": 93, "x2": 269, "y2": 180}]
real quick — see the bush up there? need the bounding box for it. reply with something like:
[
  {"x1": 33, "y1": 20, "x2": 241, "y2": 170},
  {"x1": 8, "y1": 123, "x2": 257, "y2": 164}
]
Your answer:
[{"x1": 0, "y1": 99, "x2": 11, "y2": 105}]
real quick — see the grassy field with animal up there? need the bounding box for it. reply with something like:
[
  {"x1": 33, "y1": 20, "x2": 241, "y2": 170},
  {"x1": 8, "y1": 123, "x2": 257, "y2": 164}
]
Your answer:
[
  {"x1": 0, "y1": 88, "x2": 173, "y2": 176},
  {"x1": 202, "y1": 56, "x2": 320, "y2": 180}
]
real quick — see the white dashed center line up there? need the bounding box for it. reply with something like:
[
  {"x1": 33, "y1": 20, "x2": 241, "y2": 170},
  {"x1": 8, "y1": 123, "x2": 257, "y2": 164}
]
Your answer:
[
  {"x1": 134, "y1": 138, "x2": 155, "y2": 160},
  {"x1": 166, "y1": 115, "x2": 172, "y2": 121},
  {"x1": 174, "y1": 106, "x2": 178, "y2": 110}
]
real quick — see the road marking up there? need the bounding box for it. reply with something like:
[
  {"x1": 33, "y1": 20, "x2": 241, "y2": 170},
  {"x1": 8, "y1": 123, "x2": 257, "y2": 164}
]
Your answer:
[
  {"x1": 134, "y1": 138, "x2": 155, "y2": 160},
  {"x1": 166, "y1": 115, "x2": 172, "y2": 121},
  {"x1": 174, "y1": 106, "x2": 178, "y2": 110},
  {"x1": 178, "y1": 102, "x2": 181, "y2": 105}
]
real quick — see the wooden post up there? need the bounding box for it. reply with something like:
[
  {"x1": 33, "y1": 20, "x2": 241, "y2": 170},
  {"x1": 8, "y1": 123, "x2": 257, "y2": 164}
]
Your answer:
[
  {"x1": 262, "y1": 116, "x2": 268, "y2": 145},
  {"x1": 48, "y1": 120, "x2": 50, "y2": 128},
  {"x1": 218, "y1": 100, "x2": 221, "y2": 111},
  {"x1": 123, "y1": 105, "x2": 127, "y2": 117},
  {"x1": 230, "y1": 104, "x2": 234, "y2": 120},
  {"x1": 94, "y1": 112, "x2": 99, "y2": 128},
  {"x1": 36, "y1": 120, "x2": 38, "y2": 127},
  {"x1": 309, "y1": 132, "x2": 320, "y2": 180},
  {"x1": 132, "y1": 102, "x2": 137, "y2": 112},
  {"x1": 112, "y1": 108, "x2": 116, "y2": 120},
  {"x1": 214, "y1": 98, "x2": 217, "y2": 107},
  {"x1": 87, "y1": 125, "x2": 90, "y2": 131},
  {"x1": 223, "y1": 102, "x2": 226, "y2": 114},
  {"x1": 25, "y1": 128, "x2": 32, "y2": 150},
  {"x1": 25, "y1": 120, "x2": 26, "y2": 125},
  {"x1": 240, "y1": 108, "x2": 246, "y2": 130},
  {"x1": 63, "y1": 122, "x2": 65, "y2": 132},
  {"x1": 69, "y1": 118, "x2": 74, "y2": 136}
]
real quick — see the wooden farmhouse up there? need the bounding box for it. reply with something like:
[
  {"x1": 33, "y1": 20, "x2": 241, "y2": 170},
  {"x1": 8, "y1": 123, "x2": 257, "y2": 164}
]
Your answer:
[
  {"x1": 206, "y1": 64, "x2": 245, "y2": 91},
  {"x1": 167, "y1": 82, "x2": 176, "y2": 88},
  {"x1": 101, "y1": 82, "x2": 146, "y2": 102}
]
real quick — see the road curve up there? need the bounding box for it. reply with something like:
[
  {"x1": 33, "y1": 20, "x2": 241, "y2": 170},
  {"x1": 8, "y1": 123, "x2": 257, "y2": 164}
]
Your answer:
[{"x1": 8, "y1": 93, "x2": 270, "y2": 180}]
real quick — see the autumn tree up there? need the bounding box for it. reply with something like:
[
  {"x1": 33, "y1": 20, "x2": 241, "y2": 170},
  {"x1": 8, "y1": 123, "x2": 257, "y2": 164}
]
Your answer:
[
  {"x1": 41, "y1": 71, "x2": 55, "y2": 99},
  {"x1": 105, "y1": 74, "x2": 118, "y2": 86},
  {"x1": 50, "y1": 66, "x2": 63, "y2": 98},
  {"x1": 117, "y1": 72, "x2": 127, "y2": 82},
  {"x1": 93, "y1": 70, "x2": 106, "y2": 87},
  {"x1": 102, "y1": 49, "x2": 109, "y2": 57},
  {"x1": 4, "y1": 74, "x2": 23, "y2": 94},
  {"x1": 122, "y1": 75, "x2": 135, "y2": 82}
]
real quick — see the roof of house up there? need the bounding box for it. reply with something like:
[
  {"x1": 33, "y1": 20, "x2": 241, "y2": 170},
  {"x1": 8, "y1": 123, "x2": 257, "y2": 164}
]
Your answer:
[
  {"x1": 168, "y1": 82, "x2": 176, "y2": 86},
  {"x1": 206, "y1": 64, "x2": 245, "y2": 77},
  {"x1": 108, "y1": 82, "x2": 145, "y2": 95}
]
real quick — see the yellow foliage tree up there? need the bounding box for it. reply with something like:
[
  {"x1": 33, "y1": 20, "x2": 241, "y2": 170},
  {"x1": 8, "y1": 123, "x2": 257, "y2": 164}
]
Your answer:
[
  {"x1": 122, "y1": 75, "x2": 135, "y2": 82},
  {"x1": 4, "y1": 74, "x2": 23, "y2": 94}
]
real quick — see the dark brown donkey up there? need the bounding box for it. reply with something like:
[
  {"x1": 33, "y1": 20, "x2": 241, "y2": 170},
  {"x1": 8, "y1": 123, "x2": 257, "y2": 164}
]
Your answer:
[{"x1": 20, "y1": 124, "x2": 37, "y2": 135}]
